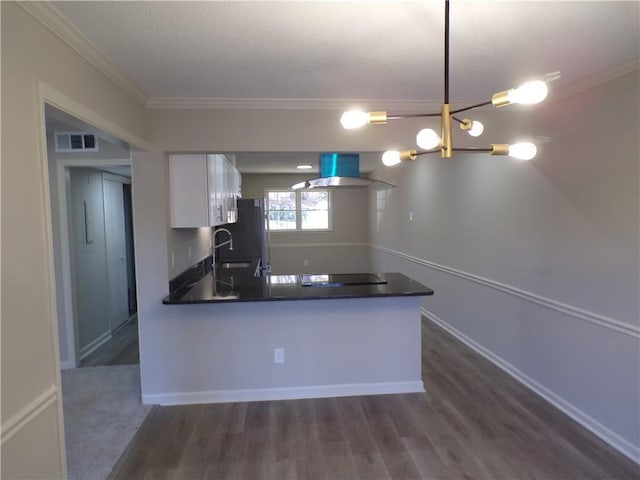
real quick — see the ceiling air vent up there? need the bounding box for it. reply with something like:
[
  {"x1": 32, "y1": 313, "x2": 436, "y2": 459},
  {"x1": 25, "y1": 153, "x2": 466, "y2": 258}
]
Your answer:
[{"x1": 55, "y1": 132, "x2": 99, "y2": 153}]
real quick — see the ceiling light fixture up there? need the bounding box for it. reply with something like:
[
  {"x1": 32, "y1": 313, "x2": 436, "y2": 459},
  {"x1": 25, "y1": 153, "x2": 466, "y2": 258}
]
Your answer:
[
  {"x1": 340, "y1": 0, "x2": 551, "y2": 166},
  {"x1": 296, "y1": 164, "x2": 313, "y2": 170}
]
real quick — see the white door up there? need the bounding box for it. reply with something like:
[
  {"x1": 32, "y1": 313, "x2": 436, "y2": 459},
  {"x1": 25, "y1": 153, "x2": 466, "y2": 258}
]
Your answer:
[{"x1": 103, "y1": 178, "x2": 129, "y2": 332}]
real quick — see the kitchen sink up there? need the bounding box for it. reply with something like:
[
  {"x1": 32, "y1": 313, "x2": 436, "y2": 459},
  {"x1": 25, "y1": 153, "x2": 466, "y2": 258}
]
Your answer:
[
  {"x1": 219, "y1": 261, "x2": 252, "y2": 269},
  {"x1": 210, "y1": 294, "x2": 239, "y2": 300}
]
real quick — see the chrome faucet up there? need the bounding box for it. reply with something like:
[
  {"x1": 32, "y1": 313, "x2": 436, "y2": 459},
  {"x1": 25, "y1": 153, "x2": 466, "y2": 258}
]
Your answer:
[{"x1": 213, "y1": 227, "x2": 233, "y2": 251}]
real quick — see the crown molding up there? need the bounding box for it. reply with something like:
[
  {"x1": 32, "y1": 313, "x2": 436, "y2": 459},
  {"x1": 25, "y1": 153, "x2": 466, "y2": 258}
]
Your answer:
[
  {"x1": 19, "y1": 1, "x2": 639, "y2": 112},
  {"x1": 552, "y1": 58, "x2": 639, "y2": 102},
  {"x1": 146, "y1": 96, "x2": 444, "y2": 112},
  {"x1": 147, "y1": 57, "x2": 639, "y2": 110},
  {"x1": 19, "y1": 1, "x2": 149, "y2": 107}
]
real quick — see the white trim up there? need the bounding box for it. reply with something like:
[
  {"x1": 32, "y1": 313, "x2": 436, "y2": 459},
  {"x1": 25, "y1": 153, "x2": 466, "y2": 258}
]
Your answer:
[
  {"x1": 1, "y1": 386, "x2": 58, "y2": 445},
  {"x1": 59, "y1": 360, "x2": 75, "y2": 370},
  {"x1": 36, "y1": 84, "x2": 70, "y2": 479},
  {"x1": 422, "y1": 309, "x2": 640, "y2": 465},
  {"x1": 20, "y1": 2, "x2": 148, "y2": 107},
  {"x1": 149, "y1": 62, "x2": 638, "y2": 111},
  {"x1": 270, "y1": 242, "x2": 369, "y2": 248},
  {"x1": 56, "y1": 161, "x2": 77, "y2": 368},
  {"x1": 552, "y1": 59, "x2": 639, "y2": 103},
  {"x1": 146, "y1": 59, "x2": 639, "y2": 111},
  {"x1": 38, "y1": 82, "x2": 152, "y2": 152},
  {"x1": 375, "y1": 244, "x2": 639, "y2": 338},
  {"x1": 143, "y1": 381, "x2": 424, "y2": 406},
  {"x1": 147, "y1": 96, "x2": 443, "y2": 112},
  {"x1": 79, "y1": 330, "x2": 112, "y2": 360}
]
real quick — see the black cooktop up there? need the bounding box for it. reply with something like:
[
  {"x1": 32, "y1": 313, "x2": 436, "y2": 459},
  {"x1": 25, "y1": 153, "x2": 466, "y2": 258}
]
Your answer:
[{"x1": 300, "y1": 273, "x2": 387, "y2": 287}]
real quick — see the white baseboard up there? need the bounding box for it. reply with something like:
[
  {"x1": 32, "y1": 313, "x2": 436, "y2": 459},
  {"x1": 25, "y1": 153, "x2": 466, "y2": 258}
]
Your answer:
[
  {"x1": 422, "y1": 308, "x2": 640, "y2": 465},
  {"x1": 142, "y1": 380, "x2": 424, "y2": 406},
  {"x1": 79, "y1": 330, "x2": 111, "y2": 360},
  {"x1": 59, "y1": 360, "x2": 75, "y2": 370}
]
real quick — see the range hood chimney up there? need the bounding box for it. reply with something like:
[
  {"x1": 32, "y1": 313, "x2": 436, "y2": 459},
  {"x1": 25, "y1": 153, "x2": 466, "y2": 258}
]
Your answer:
[{"x1": 291, "y1": 153, "x2": 395, "y2": 190}]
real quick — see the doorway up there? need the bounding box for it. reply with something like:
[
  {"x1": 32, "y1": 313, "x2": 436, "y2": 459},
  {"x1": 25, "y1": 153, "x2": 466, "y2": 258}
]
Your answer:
[
  {"x1": 66, "y1": 167, "x2": 139, "y2": 368},
  {"x1": 45, "y1": 105, "x2": 148, "y2": 480},
  {"x1": 45, "y1": 106, "x2": 139, "y2": 369}
]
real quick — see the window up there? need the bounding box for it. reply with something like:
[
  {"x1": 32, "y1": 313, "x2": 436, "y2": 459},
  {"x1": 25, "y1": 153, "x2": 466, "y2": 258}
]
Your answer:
[{"x1": 266, "y1": 189, "x2": 331, "y2": 231}]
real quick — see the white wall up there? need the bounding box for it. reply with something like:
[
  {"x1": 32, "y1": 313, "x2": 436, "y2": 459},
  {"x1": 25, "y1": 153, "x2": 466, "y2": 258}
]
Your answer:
[
  {"x1": 368, "y1": 71, "x2": 640, "y2": 461},
  {"x1": 1, "y1": 3, "x2": 148, "y2": 477},
  {"x1": 142, "y1": 297, "x2": 423, "y2": 405}
]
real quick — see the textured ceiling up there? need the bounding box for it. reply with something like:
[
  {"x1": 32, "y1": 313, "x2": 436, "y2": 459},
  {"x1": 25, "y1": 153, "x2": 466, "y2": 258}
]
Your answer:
[
  {"x1": 47, "y1": 1, "x2": 639, "y2": 173},
  {"x1": 51, "y1": 1, "x2": 639, "y2": 104}
]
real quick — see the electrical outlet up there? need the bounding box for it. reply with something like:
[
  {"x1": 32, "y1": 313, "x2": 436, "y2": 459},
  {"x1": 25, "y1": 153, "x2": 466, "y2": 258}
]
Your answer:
[
  {"x1": 409, "y1": 211, "x2": 413, "y2": 221},
  {"x1": 274, "y1": 348, "x2": 285, "y2": 364},
  {"x1": 303, "y1": 259, "x2": 309, "y2": 266}
]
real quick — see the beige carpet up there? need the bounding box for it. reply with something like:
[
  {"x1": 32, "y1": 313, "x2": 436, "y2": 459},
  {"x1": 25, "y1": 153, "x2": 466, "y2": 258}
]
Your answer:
[{"x1": 61, "y1": 365, "x2": 152, "y2": 480}]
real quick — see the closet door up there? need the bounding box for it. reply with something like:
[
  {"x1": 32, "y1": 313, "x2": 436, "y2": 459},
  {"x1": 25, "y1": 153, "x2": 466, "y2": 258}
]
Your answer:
[{"x1": 103, "y1": 178, "x2": 129, "y2": 332}]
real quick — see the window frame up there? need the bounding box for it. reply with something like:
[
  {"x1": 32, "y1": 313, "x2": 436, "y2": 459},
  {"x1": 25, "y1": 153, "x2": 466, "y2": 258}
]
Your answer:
[{"x1": 265, "y1": 188, "x2": 333, "y2": 232}]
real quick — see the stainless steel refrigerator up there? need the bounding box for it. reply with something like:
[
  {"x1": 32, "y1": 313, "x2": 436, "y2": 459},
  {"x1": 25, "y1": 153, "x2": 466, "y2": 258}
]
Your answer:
[{"x1": 216, "y1": 198, "x2": 270, "y2": 276}]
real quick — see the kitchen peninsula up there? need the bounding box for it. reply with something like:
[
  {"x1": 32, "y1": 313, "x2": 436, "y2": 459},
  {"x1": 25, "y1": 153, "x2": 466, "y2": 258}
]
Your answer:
[{"x1": 155, "y1": 260, "x2": 433, "y2": 406}]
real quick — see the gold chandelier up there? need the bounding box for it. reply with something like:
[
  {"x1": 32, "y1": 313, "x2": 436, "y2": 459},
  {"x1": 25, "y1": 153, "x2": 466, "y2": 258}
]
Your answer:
[{"x1": 340, "y1": 0, "x2": 550, "y2": 166}]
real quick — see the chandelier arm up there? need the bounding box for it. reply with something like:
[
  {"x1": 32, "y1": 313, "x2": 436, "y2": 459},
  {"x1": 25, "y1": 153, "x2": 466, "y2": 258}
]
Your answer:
[
  {"x1": 450, "y1": 100, "x2": 493, "y2": 114},
  {"x1": 452, "y1": 147, "x2": 492, "y2": 153},
  {"x1": 416, "y1": 148, "x2": 442, "y2": 157},
  {"x1": 387, "y1": 112, "x2": 442, "y2": 120},
  {"x1": 451, "y1": 116, "x2": 466, "y2": 124}
]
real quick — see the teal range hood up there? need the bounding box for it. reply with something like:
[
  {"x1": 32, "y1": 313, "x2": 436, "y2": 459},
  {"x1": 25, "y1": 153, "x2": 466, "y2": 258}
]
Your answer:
[{"x1": 291, "y1": 153, "x2": 395, "y2": 190}]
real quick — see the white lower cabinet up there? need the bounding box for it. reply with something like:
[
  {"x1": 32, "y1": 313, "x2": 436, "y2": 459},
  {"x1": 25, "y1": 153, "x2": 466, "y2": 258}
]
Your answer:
[{"x1": 169, "y1": 153, "x2": 240, "y2": 228}]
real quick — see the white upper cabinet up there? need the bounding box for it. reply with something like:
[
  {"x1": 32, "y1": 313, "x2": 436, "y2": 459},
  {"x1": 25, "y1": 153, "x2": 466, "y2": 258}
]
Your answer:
[{"x1": 169, "y1": 153, "x2": 240, "y2": 228}]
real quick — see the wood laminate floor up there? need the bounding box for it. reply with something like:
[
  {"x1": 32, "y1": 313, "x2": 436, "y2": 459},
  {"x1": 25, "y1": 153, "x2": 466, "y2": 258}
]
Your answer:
[
  {"x1": 80, "y1": 316, "x2": 140, "y2": 367},
  {"x1": 109, "y1": 318, "x2": 639, "y2": 480}
]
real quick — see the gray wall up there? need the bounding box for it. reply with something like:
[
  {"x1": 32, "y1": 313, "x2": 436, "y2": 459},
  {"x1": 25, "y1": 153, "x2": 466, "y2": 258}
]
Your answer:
[
  {"x1": 368, "y1": 70, "x2": 640, "y2": 458},
  {"x1": 242, "y1": 173, "x2": 371, "y2": 273}
]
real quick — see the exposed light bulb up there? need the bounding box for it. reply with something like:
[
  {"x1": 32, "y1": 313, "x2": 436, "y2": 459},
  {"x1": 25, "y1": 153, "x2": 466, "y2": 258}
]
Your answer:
[
  {"x1": 508, "y1": 81, "x2": 548, "y2": 105},
  {"x1": 416, "y1": 128, "x2": 441, "y2": 149},
  {"x1": 382, "y1": 151, "x2": 402, "y2": 167},
  {"x1": 509, "y1": 142, "x2": 537, "y2": 160},
  {"x1": 467, "y1": 121, "x2": 484, "y2": 137},
  {"x1": 340, "y1": 110, "x2": 369, "y2": 129}
]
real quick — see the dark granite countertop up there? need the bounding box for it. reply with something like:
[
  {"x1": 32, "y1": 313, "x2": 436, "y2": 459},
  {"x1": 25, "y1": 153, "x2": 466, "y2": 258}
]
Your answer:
[{"x1": 163, "y1": 267, "x2": 434, "y2": 305}]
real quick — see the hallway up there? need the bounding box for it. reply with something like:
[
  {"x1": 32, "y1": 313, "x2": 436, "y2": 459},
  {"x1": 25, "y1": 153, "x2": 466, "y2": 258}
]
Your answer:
[{"x1": 80, "y1": 317, "x2": 139, "y2": 367}]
